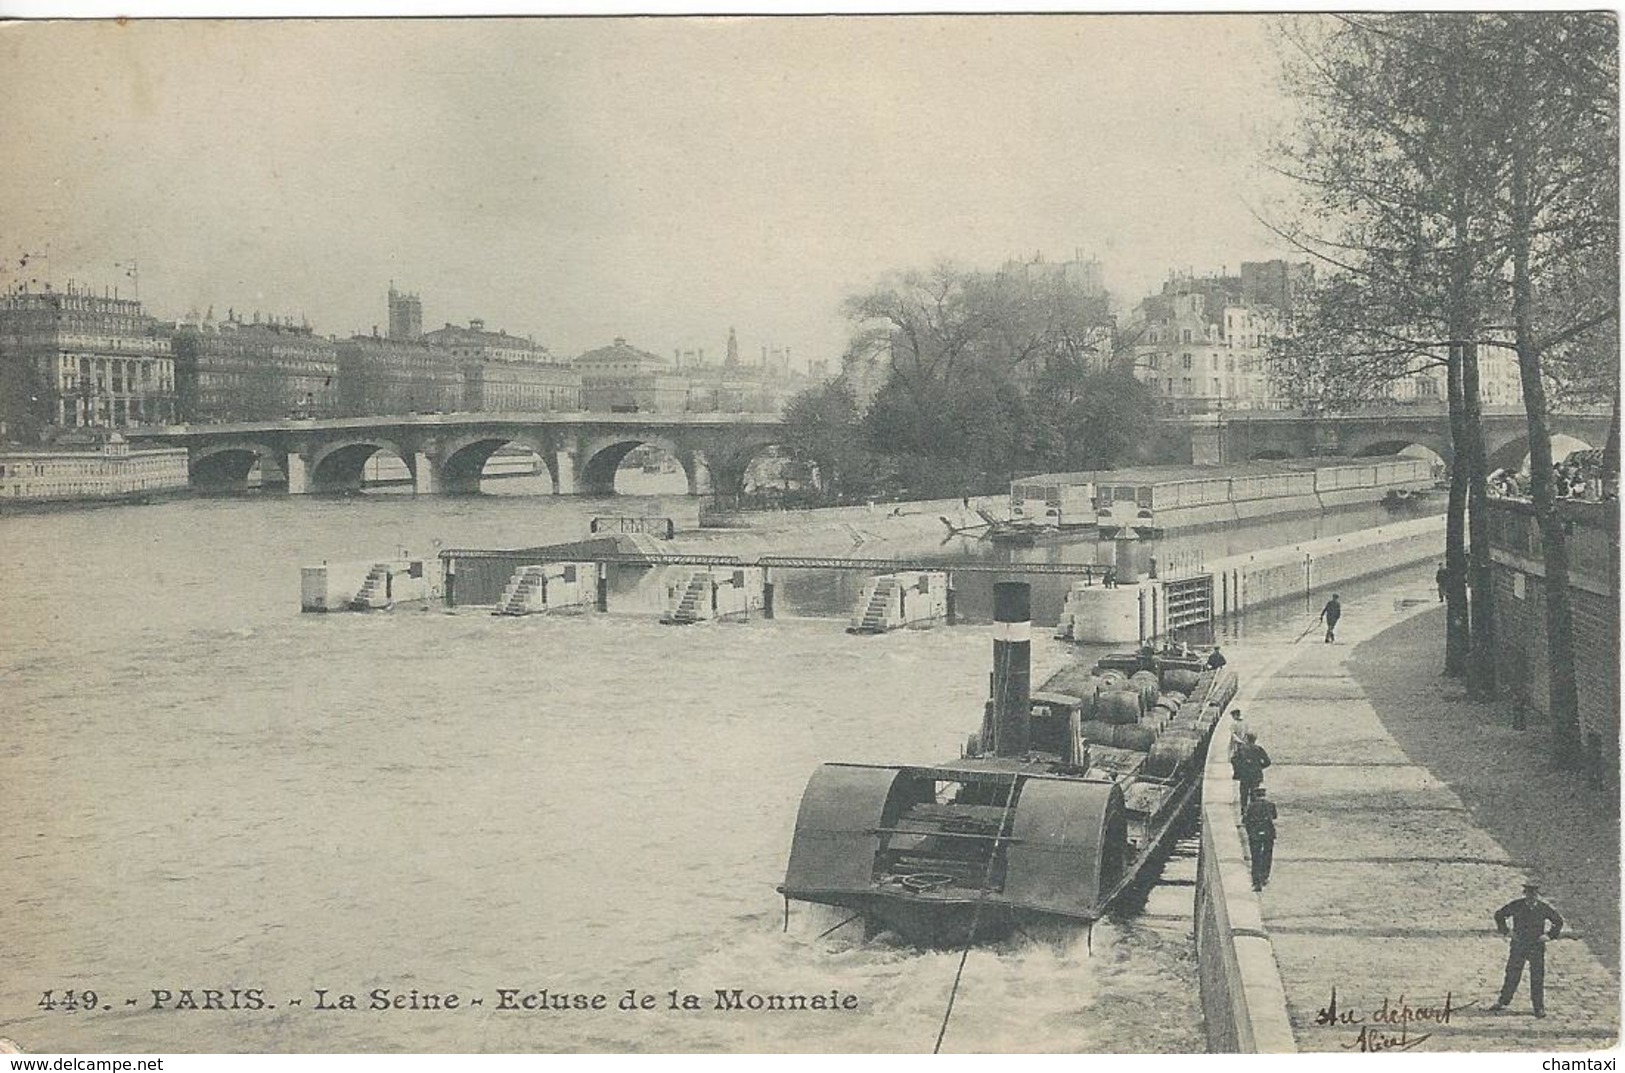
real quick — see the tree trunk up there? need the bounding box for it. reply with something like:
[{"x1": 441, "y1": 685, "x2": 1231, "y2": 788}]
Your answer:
[
  {"x1": 1443, "y1": 347, "x2": 1471, "y2": 678},
  {"x1": 1508, "y1": 29, "x2": 1583, "y2": 769},
  {"x1": 1460, "y1": 340, "x2": 1497, "y2": 699},
  {"x1": 1605, "y1": 379, "x2": 1621, "y2": 478}
]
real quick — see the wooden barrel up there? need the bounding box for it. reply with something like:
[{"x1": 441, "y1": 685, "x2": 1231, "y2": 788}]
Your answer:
[
  {"x1": 1145, "y1": 736, "x2": 1200, "y2": 778},
  {"x1": 1095, "y1": 688, "x2": 1143, "y2": 725},
  {"x1": 1159, "y1": 727, "x2": 1206, "y2": 756},
  {"x1": 1113, "y1": 723, "x2": 1158, "y2": 752},
  {"x1": 1129, "y1": 671, "x2": 1161, "y2": 711},
  {"x1": 1162, "y1": 666, "x2": 1201, "y2": 695},
  {"x1": 1097, "y1": 670, "x2": 1129, "y2": 693},
  {"x1": 1079, "y1": 720, "x2": 1119, "y2": 746},
  {"x1": 1206, "y1": 668, "x2": 1239, "y2": 712},
  {"x1": 1153, "y1": 693, "x2": 1184, "y2": 716}
]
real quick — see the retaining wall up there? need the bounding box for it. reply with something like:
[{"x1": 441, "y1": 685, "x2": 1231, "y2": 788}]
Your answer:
[
  {"x1": 1195, "y1": 645, "x2": 1301, "y2": 1053},
  {"x1": 1212, "y1": 515, "x2": 1443, "y2": 616}
]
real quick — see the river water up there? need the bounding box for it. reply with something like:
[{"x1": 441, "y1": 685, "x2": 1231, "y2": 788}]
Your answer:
[{"x1": 0, "y1": 477, "x2": 1432, "y2": 1054}]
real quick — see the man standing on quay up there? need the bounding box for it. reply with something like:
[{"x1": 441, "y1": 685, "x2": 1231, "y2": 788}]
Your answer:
[
  {"x1": 1319, "y1": 593, "x2": 1342, "y2": 643},
  {"x1": 1490, "y1": 882, "x2": 1564, "y2": 1017},
  {"x1": 1231, "y1": 731, "x2": 1270, "y2": 811},
  {"x1": 1243, "y1": 787, "x2": 1277, "y2": 892}
]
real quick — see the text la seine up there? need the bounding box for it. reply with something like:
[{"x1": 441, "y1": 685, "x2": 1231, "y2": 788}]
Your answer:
[{"x1": 122, "y1": 988, "x2": 860, "y2": 1012}]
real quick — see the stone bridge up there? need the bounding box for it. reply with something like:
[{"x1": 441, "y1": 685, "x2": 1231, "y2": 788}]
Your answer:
[
  {"x1": 1179, "y1": 405, "x2": 1611, "y2": 471},
  {"x1": 129, "y1": 412, "x2": 784, "y2": 496}
]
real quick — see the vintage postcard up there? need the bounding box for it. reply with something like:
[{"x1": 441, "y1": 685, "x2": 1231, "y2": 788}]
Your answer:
[{"x1": 0, "y1": 11, "x2": 1617, "y2": 1063}]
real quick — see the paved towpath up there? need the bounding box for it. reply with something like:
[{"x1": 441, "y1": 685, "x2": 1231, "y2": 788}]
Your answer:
[{"x1": 1230, "y1": 585, "x2": 1619, "y2": 1053}]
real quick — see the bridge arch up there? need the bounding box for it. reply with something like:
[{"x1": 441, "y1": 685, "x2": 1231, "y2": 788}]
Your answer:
[
  {"x1": 576, "y1": 434, "x2": 699, "y2": 496},
  {"x1": 307, "y1": 436, "x2": 413, "y2": 494},
  {"x1": 1343, "y1": 432, "x2": 1455, "y2": 466},
  {"x1": 1488, "y1": 432, "x2": 1598, "y2": 475},
  {"x1": 435, "y1": 430, "x2": 559, "y2": 494},
  {"x1": 191, "y1": 441, "x2": 284, "y2": 492}
]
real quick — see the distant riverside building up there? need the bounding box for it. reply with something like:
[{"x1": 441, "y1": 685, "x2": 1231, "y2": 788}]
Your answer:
[
  {"x1": 421, "y1": 319, "x2": 541, "y2": 364},
  {"x1": 171, "y1": 313, "x2": 340, "y2": 422},
  {"x1": 420, "y1": 319, "x2": 581, "y2": 412},
  {"x1": 576, "y1": 337, "x2": 689, "y2": 412},
  {"x1": 1130, "y1": 264, "x2": 1311, "y2": 411},
  {"x1": 387, "y1": 284, "x2": 423, "y2": 341},
  {"x1": 337, "y1": 333, "x2": 463, "y2": 415},
  {"x1": 0, "y1": 284, "x2": 175, "y2": 438},
  {"x1": 1368, "y1": 336, "x2": 1524, "y2": 408},
  {"x1": 670, "y1": 329, "x2": 812, "y2": 413},
  {"x1": 0, "y1": 429, "x2": 188, "y2": 503},
  {"x1": 1000, "y1": 249, "x2": 1107, "y2": 298},
  {"x1": 1240, "y1": 260, "x2": 1315, "y2": 315}
]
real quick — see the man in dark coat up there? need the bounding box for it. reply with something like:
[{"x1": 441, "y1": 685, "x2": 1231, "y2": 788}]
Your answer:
[
  {"x1": 1319, "y1": 594, "x2": 1342, "y2": 643},
  {"x1": 1490, "y1": 882, "x2": 1565, "y2": 1017},
  {"x1": 1243, "y1": 788, "x2": 1278, "y2": 891},
  {"x1": 1206, "y1": 645, "x2": 1227, "y2": 671},
  {"x1": 1231, "y1": 732, "x2": 1270, "y2": 811}
]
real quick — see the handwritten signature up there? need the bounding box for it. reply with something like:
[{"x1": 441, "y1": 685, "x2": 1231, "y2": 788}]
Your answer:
[{"x1": 1314, "y1": 986, "x2": 1471, "y2": 1052}]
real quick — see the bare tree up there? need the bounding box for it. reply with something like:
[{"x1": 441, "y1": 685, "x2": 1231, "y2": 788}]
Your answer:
[
  {"x1": 1271, "y1": 14, "x2": 1508, "y2": 687},
  {"x1": 1490, "y1": 12, "x2": 1618, "y2": 769}
]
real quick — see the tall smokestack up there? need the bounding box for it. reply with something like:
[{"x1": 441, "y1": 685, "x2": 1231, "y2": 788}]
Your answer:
[{"x1": 991, "y1": 581, "x2": 1032, "y2": 757}]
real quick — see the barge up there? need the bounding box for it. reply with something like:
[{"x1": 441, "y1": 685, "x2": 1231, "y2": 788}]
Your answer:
[
  {"x1": 781, "y1": 581, "x2": 1237, "y2": 946},
  {"x1": 1093, "y1": 455, "x2": 1433, "y2": 536}
]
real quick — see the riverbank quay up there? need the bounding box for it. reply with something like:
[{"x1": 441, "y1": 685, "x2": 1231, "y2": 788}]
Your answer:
[{"x1": 1199, "y1": 584, "x2": 1620, "y2": 1053}]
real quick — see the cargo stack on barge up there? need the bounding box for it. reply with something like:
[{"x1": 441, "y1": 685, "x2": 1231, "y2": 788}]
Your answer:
[{"x1": 782, "y1": 581, "x2": 1237, "y2": 946}]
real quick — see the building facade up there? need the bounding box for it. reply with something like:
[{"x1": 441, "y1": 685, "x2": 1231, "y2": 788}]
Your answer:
[
  {"x1": 1373, "y1": 341, "x2": 1526, "y2": 408},
  {"x1": 421, "y1": 319, "x2": 581, "y2": 412},
  {"x1": 575, "y1": 337, "x2": 689, "y2": 413},
  {"x1": 0, "y1": 285, "x2": 176, "y2": 437},
  {"x1": 172, "y1": 315, "x2": 340, "y2": 422},
  {"x1": 1132, "y1": 283, "x2": 1285, "y2": 411},
  {"x1": 336, "y1": 334, "x2": 464, "y2": 415},
  {"x1": 0, "y1": 431, "x2": 189, "y2": 502}
]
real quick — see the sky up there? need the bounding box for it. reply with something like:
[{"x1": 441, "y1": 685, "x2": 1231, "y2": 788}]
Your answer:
[{"x1": 0, "y1": 15, "x2": 1302, "y2": 369}]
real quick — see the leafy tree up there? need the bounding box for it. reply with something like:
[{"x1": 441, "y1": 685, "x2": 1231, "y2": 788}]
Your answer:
[
  {"x1": 778, "y1": 378, "x2": 883, "y2": 501},
  {"x1": 841, "y1": 260, "x2": 1120, "y2": 491}
]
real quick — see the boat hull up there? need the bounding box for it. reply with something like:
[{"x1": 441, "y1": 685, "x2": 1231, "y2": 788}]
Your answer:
[{"x1": 782, "y1": 647, "x2": 1238, "y2": 948}]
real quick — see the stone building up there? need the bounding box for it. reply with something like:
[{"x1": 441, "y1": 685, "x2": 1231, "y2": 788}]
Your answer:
[
  {"x1": 1374, "y1": 341, "x2": 1526, "y2": 408},
  {"x1": 420, "y1": 319, "x2": 581, "y2": 412},
  {"x1": 1132, "y1": 277, "x2": 1284, "y2": 411},
  {"x1": 1487, "y1": 497, "x2": 1619, "y2": 784},
  {"x1": 575, "y1": 337, "x2": 689, "y2": 413},
  {"x1": 336, "y1": 333, "x2": 463, "y2": 415},
  {"x1": 1240, "y1": 259, "x2": 1315, "y2": 314},
  {"x1": 387, "y1": 284, "x2": 423, "y2": 341},
  {"x1": 0, "y1": 284, "x2": 175, "y2": 437},
  {"x1": 171, "y1": 314, "x2": 340, "y2": 422},
  {"x1": 0, "y1": 430, "x2": 189, "y2": 502}
]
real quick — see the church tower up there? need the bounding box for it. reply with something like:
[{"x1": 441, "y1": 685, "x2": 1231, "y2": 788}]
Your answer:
[{"x1": 725, "y1": 326, "x2": 740, "y2": 367}]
